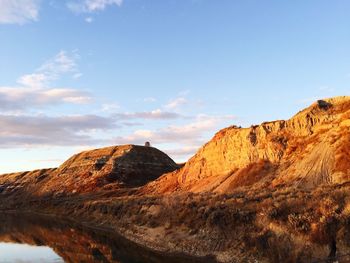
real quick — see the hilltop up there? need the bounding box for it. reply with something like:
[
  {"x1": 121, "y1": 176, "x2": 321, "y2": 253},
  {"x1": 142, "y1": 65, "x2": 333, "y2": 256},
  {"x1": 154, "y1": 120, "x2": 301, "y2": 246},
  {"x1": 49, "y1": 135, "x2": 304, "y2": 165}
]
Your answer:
[{"x1": 0, "y1": 144, "x2": 178, "y2": 197}]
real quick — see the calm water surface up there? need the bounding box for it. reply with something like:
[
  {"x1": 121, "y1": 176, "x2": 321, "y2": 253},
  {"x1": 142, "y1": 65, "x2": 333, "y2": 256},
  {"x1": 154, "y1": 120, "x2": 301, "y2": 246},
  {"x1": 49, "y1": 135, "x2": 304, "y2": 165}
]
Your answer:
[
  {"x1": 0, "y1": 213, "x2": 216, "y2": 263},
  {"x1": 0, "y1": 243, "x2": 63, "y2": 263}
]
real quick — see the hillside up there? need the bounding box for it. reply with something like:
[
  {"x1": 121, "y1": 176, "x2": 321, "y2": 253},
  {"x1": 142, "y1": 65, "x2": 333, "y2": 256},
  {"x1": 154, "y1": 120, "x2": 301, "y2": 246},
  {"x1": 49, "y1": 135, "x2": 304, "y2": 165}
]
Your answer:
[
  {"x1": 0, "y1": 145, "x2": 178, "y2": 198},
  {"x1": 144, "y1": 96, "x2": 350, "y2": 194},
  {"x1": 0, "y1": 96, "x2": 350, "y2": 263}
]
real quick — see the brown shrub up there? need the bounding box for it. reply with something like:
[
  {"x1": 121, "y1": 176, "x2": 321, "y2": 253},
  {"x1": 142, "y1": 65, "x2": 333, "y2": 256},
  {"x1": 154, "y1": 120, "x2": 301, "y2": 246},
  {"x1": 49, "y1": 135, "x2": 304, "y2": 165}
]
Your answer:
[
  {"x1": 288, "y1": 213, "x2": 311, "y2": 233},
  {"x1": 309, "y1": 216, "x2": 339, "y2": 245},
  {"x1": 250, "y1": 230, "x2": 298, "y2": 263}
]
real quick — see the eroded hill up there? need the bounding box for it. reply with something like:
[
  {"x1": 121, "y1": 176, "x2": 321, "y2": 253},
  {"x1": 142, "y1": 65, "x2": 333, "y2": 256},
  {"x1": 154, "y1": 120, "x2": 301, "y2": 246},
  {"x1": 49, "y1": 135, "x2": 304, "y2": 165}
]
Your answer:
[
  {"x1": 0, "y1": 144, "x2": 179, "y2": 197},
  {"x1": 144, "y1": 96, "x2": 350, "y2": 194}
]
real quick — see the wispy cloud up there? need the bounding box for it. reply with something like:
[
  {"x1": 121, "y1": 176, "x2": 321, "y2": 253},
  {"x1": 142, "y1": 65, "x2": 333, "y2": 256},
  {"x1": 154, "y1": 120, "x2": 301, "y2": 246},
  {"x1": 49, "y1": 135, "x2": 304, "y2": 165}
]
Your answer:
[
  {"x1": 0, "y1": 0, "x2": 40, "y2": 25},
  {"x1": 0, "y1": 50, "x2": 90, "y2": 111},
  {"x1": 165, "y1": 97, "x2": 188, "y2": 110},
  {"x1": 15, "y1": 51, "x2": 80, "y2": 86},
  {"x1": 67, "y1": 0, "x2": 123, "y2": 13},
  {"x1": 37, "y1": 50, "x2": 81, "y2": 82},
  {"x1": 114, "y1": 109, "x2": 183, "y2": 120},
  {"x1": 85, "y1": 16, "x2": 94, "y2": 23}
]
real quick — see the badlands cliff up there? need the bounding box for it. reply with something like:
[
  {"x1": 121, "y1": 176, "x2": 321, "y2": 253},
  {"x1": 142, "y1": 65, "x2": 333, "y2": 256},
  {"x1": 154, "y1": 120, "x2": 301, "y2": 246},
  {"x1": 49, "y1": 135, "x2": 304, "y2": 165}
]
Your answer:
[
  {"x1": 0, "y1": 96, "x2": 349, "y2": 263},
  {"x1": 145, "y1": 96, "x2": 350, "y2": 194}
]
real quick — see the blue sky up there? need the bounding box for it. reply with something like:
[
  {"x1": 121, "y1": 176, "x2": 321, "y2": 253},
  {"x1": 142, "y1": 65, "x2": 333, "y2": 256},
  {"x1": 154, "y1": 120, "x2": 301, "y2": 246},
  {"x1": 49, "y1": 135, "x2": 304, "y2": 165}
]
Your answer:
[{"x1": 0, "y1": 0, "x2": 349, "y2": 173}]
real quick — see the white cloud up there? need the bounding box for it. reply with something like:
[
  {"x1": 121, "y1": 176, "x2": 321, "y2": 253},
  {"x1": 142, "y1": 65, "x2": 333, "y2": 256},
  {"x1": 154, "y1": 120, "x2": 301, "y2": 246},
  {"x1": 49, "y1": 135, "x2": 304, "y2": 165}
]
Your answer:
[
  {"x1": 165, "y1": 97, "x2": 188, "y2": 110},
  {"x1": 38, "y1": 50, "x2": 80, "y2": 80},
  {"x1": 17, "y1": 50, "x2": 80, "y2": 88},
  {"x1": 17, "y1": 73, "x2": 48, "y2": 88},
  {"x1": 0, "y1": 50, "x2": 89, "y2": 110},
  {"x1": 67, "y1": 0, "x2": 123, "y2": 13},
  {"x1": 0, "y1": 0, "x2": 40, "y2": 24}
]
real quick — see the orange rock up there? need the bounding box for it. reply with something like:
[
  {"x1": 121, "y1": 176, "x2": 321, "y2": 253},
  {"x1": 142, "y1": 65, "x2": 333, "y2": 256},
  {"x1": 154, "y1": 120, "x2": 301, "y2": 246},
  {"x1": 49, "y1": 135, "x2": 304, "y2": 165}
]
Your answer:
[{"x1": 144, "y1": 96, "x2": 350, "y2": 194}]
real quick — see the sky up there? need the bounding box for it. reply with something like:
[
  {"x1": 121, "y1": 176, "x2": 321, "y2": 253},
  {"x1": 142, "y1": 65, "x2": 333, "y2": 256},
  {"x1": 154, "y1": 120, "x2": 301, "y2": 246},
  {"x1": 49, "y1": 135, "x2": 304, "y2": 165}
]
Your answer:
[{"x1": 0, "y1": 0, "x2": 349, "y2": 173}]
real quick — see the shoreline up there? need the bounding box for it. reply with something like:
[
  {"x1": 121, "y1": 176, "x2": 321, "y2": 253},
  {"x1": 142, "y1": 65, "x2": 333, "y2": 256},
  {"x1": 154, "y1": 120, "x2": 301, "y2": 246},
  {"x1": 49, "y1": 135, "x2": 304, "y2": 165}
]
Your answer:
[{"x1": 0, "y1": 209, "x2": 220, "y2": 262}]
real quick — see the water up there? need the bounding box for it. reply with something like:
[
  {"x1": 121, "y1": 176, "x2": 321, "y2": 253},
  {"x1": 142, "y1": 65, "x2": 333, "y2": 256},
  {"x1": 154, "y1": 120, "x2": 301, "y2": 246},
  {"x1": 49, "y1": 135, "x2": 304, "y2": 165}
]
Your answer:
[
  {"x1": 0, "y1": 213, "x2": 216, "y2": 263},
  {"x1": 0, "y1": 243, "x2": 63, "y2": 263}
]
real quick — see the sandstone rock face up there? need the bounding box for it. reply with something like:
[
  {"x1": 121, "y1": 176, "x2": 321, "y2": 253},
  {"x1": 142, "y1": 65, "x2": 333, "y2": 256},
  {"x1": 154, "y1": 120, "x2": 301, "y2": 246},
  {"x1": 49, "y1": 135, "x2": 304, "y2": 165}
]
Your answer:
[
  {"x1": 0, "y1": 145, "x2": 178, "y2": 195},
  {"x1": 145, "y1": 96, "x2": 350, "y2": 194}
]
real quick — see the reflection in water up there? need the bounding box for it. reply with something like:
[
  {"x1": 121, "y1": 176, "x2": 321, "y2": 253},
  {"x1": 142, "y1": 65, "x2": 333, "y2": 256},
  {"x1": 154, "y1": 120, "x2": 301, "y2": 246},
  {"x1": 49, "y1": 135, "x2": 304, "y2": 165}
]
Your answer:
[
  {"x1": 0, "y1": 213, "x2": 216, "y2": 263},
  {"x1": 0, "y1": 243, "x2": 63, "y2": 263}
]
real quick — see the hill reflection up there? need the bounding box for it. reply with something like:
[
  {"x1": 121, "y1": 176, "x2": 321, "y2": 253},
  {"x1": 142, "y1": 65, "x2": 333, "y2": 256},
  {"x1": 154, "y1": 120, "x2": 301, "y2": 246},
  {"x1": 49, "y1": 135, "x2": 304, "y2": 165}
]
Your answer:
[{"x1": 0, "y1": 213, "x2": 216, "y2": 263}]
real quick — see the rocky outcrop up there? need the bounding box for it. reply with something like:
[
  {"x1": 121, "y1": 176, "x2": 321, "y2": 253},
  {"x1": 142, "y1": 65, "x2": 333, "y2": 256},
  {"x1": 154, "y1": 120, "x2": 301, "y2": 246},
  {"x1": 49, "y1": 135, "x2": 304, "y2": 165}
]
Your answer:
[
  {"x1": 0, "y1": 145, "x2": 179, "y2": 195},
  {"x1": 44, "y1": 145, "x2": 178, "y2": 193},
  {"x1": 144, "y1": 96, "x2": 350, "y2": 194}
]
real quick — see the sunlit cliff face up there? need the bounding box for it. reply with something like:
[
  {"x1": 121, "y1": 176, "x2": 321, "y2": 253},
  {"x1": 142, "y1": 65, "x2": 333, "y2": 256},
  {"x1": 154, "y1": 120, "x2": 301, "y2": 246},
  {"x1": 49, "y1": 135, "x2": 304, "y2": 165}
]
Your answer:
[{"x1": 144, "y1": 96, "x2": 350, "y2": 194}]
